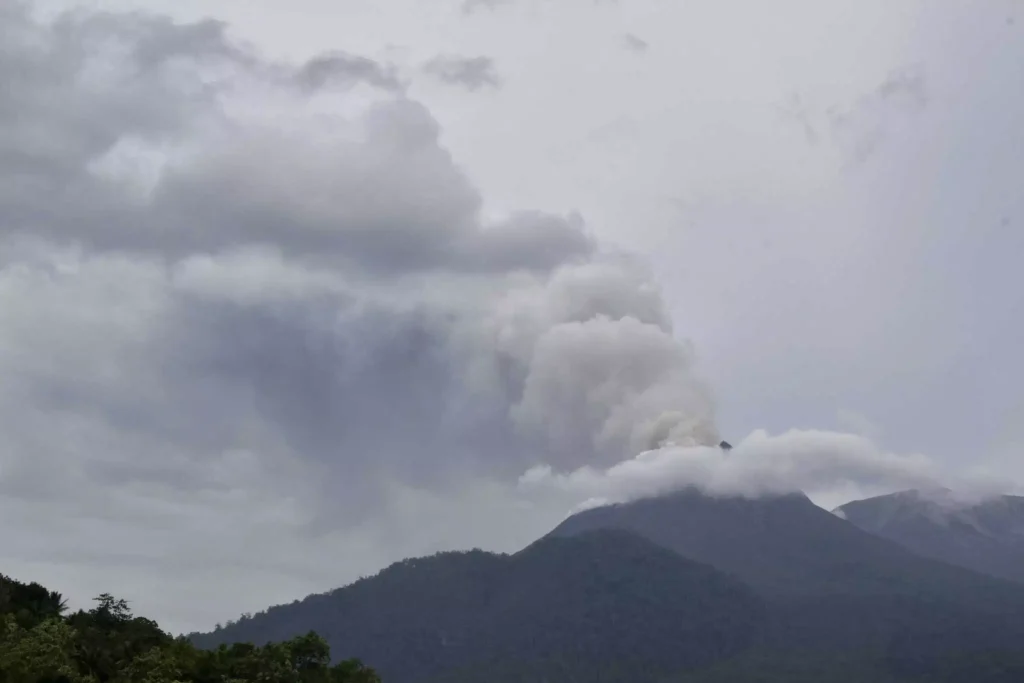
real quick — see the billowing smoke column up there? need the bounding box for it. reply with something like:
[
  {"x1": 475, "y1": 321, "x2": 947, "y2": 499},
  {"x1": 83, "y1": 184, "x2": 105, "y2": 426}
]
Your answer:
[{"x1": 0, "y1": 2, "x2": 720, "y2": 524}]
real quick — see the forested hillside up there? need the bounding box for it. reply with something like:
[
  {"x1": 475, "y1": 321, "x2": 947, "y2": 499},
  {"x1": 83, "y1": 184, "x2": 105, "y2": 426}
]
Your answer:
[
  {"x1": 193, "y1": 530, "x2": 768, "y2": 683},
  {"x1": 192, "y1": 523, "x2": 1024, "y2": 683},
  {"x1": 0, "y1": 572, "x2": 379, "y2": 683}
]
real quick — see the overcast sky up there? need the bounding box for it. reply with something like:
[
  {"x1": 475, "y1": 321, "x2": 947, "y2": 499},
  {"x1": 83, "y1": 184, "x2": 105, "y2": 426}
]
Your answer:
[{"x1": 4, "y1": 0, "x2": 1022, "y2": 634}]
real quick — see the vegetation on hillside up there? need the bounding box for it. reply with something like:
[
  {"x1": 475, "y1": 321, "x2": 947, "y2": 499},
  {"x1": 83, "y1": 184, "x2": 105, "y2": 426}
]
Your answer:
[
  {"x1": 8, "y1": 516, "x2": 1024, "y2": 683},
  {"x1": 192, "y1": 518, "x2": 1024, "y2": 683},
  {"x1": 0, "y1": 572, "x2": 379, "y2": 683},
  {"x1": 192, "y1": 531, "x2": 768, "y2": 683}
]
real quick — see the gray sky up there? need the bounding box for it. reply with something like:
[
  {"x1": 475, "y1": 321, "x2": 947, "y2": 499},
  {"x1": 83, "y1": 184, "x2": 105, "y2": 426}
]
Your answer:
[{"x1": 4, "y1": 0, "x2": 1022, "y2": 634}]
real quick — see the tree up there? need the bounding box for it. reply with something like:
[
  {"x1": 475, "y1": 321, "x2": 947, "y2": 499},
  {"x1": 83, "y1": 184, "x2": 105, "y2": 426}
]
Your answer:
[
  {"x1": 0, "y1": 578, "x2": 382, "y2": 683},
  {"x1": 0, "y1": 575, "x2": 70, "y2": 629},
  {"x1": 0, "y1": 615, "x2": 88, "y2": 683},
  {"x1": 88, "y1": 595, "x2": 131, "y2": 627},
  {"x1": 286, "y1": 632, "x2": 331, "y2": 674}
]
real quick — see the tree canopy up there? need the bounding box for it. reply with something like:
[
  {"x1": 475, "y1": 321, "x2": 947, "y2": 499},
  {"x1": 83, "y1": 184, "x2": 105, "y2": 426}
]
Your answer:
[{"x1": 0, "y1": 572, "x2": 380, "y2": 683}]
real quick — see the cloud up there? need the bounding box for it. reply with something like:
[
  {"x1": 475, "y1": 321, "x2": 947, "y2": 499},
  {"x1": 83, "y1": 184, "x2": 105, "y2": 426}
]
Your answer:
[
  {"x1": 827, "y1": 66, "x2": 928, "y2": 165},
  {"x1": 294, "y1": 52, "x2": 404, "y2": 92},
  {"x1": 422, "y1": 54, "x2": 503, "y2": 91},
  {"x1": 835, "y1": 409, "x2": 881, "y2": 440},
  {"x1": 520, "y1": 428, "x2": 1005, "y2": 507},
  {"x1": 779, "y1": 66, "x2": 929, "y2": 166}
]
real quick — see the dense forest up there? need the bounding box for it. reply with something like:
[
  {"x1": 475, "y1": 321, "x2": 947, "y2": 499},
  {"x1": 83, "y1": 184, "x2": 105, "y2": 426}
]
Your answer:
[{"x1": 0, "y1": 572, "x2": 379, "y2": 683}]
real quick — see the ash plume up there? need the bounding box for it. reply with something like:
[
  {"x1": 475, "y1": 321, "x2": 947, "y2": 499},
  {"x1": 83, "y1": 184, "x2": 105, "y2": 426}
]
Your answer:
[{"x1": 0, "y1": 1, "x2": 718, "y2": 527}]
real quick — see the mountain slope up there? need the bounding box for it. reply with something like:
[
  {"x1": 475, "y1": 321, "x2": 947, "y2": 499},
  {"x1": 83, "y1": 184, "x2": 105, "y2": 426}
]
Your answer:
[
  {"x1": 548, "y1": 488, "x2": 1024, "y2": 607},
  {"x1": 835, "y1": 489, "x2": 1024, "y2": 584},
  {"x1": 192, "y1": 492, "x2": 1024, "y2": 682},
  {"x1": 191, "y1": 529, "x2": 768, "y2": 683},
  {"x1": 548, "y1": 489, "x2": 1024, "y2": 680}
]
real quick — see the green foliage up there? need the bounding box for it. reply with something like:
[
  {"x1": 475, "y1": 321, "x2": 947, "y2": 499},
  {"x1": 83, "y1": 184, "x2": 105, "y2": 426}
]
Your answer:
[
  {"x1": 0, "y1": 573, "x2": 380, "y2": 683},
  {"x1": 0, "y1": 614, "x2": 87, "y2": 683},
  {"x1": 0, "y1": 576, "x2": 68, "y2": 630}
]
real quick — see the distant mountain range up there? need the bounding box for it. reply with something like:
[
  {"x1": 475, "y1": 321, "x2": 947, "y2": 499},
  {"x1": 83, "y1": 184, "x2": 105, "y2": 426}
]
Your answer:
[
  {"x1": 835, "y1": 489, "x2": 1024, "y2": 584},
  {"x1": 192, "y1": 488, "x2": 1024, "y2": 683}
]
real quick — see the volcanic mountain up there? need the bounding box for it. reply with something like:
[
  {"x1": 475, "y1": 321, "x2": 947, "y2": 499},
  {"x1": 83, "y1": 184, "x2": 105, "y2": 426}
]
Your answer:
[
  {"x1": 834, "y1": 489, "x2": 1024, "y2": 584},
  {"x1": 192, "y1": 489, "x2": 1024, "y2": 682}
]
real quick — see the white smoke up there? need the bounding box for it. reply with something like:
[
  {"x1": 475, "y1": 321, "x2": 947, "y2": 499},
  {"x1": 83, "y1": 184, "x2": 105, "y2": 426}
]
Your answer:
[{"x1": 519, "y1": 428, "x2": 1005, "y2": 507}]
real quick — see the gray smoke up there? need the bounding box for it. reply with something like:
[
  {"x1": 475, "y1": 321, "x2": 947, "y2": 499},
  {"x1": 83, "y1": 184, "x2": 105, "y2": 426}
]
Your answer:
[{"x1": 0, "y1": 2, "x2": 718, "y2": 532}]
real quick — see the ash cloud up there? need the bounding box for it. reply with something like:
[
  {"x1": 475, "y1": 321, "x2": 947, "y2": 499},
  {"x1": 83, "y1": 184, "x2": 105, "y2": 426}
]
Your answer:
[{"x1": 0, "y1": 2, "x2": 715, "y2": 533}]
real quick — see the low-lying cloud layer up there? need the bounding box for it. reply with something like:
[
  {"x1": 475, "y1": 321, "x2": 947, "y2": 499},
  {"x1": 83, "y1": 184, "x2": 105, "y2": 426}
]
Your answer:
[{"x1": 521, "y1": 428, "x2": 1004, "y2": 513}]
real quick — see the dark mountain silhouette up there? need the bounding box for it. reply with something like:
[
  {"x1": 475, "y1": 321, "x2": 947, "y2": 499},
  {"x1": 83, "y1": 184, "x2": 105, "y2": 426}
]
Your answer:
[
  {"x1": 548, "y1": 488, "x2": 1024, "y2": 606},
  {"x1": 547, "y1": 488, "x2": 1024, "y2": 678},
  {"x1": 835, "y1": 489, "x2": 1024, "y2": 584},
  {"x1": 192, "y1": 529, "x2": 768, "y2": 683},
  {"x1": 191, "y1": 490, "x2": 1024, "y2": 682}
]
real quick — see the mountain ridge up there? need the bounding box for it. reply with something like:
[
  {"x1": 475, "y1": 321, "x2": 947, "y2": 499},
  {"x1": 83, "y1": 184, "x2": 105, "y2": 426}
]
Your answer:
[
  {"x1": 835, "y1": 489, "x2": 1024, "y2": 584},
  {"x1": 191, "y1": 488, "x2": 1024, "y2": 682},
  {"x1": 191, "y1": 528, "x2": 768, "y2": 683},
  {"x1": 548, "y1": 487, "x2": 1024, "y2": 607}
]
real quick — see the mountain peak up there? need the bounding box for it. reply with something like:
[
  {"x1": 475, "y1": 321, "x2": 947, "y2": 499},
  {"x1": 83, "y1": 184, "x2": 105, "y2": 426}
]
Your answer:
[
  {"x1": 836, "y1": 489, "x2": 1024, "y2": 532},
  {"x1": 547, "y1": 486, "x2": 1003, "y2": 599},
  {"x1": 835, "y1": 490, "x2": 1024, "y2": 584}
]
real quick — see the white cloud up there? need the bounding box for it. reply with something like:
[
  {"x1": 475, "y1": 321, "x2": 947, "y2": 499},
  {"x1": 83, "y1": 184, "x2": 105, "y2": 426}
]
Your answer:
[{"x1": 520, "y1": 428, "x2": 1005, "y2": 507}]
